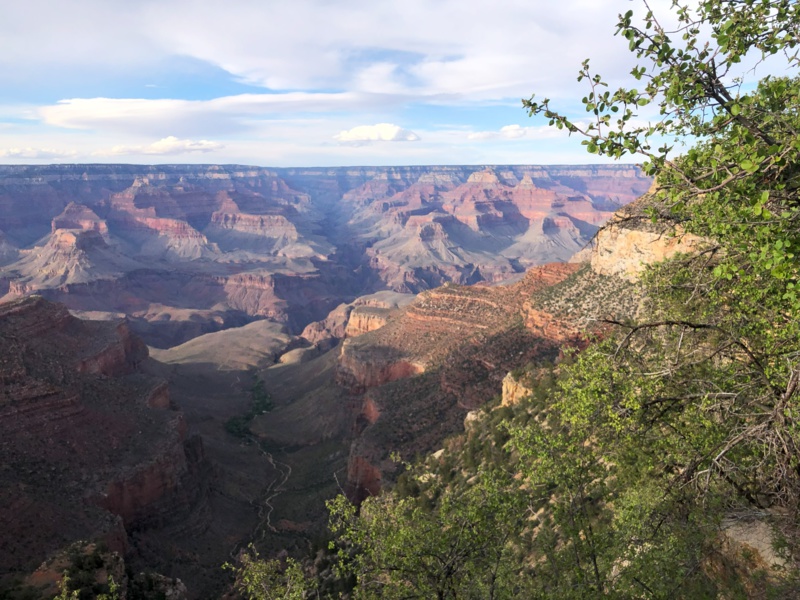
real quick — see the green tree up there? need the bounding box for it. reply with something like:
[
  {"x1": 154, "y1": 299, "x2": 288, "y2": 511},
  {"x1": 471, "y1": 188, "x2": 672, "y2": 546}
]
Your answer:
[
  {"x1": 506, "y1": 0, "x2": 800, "y2": 595},
  {"x1": 328, "y1": 470, "x2": 530, "y2": 600},
  {"x1": 525, "y1": 0, "x2": 800, "y2": 522},
  {"x1": 54, "y1": 574, "x2": 120, "y2": 600},
  {"x1": 227, "y1": 547, "x2": 317, "y2": 600}
]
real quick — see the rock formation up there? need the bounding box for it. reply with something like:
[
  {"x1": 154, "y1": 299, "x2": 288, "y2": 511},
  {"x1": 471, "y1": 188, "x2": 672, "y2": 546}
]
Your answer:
[
  {"x1": 0, "y1": 297, "x2": 207, "y2": 589},
  {"x1": 300, "y1": 291, "x2": 415, "y2": 345},
  {"x1": 326, "y1": 263, "x2": 614, "y2": 500},
  {"x1": 0, "y1": 164, "x2": 650, "y2": 347},
  {"x1": 590, "y1": 196, "x2": 709, "y2": 281},
  {"x1": 501, "y1": 372, "x2": 535, "y2": 407}
]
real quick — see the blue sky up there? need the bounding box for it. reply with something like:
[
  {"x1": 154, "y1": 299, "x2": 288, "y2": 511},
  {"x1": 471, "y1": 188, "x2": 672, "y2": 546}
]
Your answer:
[{"x1": 0, "y1": 0, "x2": 686, "y2": 166}]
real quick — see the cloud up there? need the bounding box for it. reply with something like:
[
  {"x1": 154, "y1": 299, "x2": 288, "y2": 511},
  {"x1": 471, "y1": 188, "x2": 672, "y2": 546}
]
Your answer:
[
  {"x1": 2, "y1": 0, "x2": 641, "y2": 102},
  {"x1": 37, "y1": 92, "x2": 395, "y2": 137},
  {"x1": 334, "y1": 123, "x2": 420, "y2": 144},
  {"x1": 99, "y1": 136, "x2": 224, "y2": 156},
  {"x1": 0, "y1": 147, "x2": 77, "y2": 159},
  {"x1": 469, "y1": 124, "x2": 528, "y2": 140},
  {"x1": 0, "y1": 0, "x2": 702, "y2": 167},
  {"x1": 467, "y1": 124, "x2": 565, "y2": 141},
  {"x1": 137, "y1": 0, "x2": 637, "y2": 99}
]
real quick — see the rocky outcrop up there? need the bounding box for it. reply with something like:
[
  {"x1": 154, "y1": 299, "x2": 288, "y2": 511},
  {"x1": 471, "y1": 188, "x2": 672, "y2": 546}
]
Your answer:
[
  {"x1": 338, "y1": 263, "x2": 594, "y2": 498},
  {"x1": 51, "y1": 202, "x2": 109, "y2": 235},
  {"x1": 592, "y1": 224, "x2": 706, "y2": 281},
  {"x1": 112, "y1": 214, "x2": 218, "y2": 261},
  {"x1": 95, "y1": 418, "x2": 198, "y2": 527},
  {"x1": 301, "y1": 291, "x2": 414, "y2": 344},
  {"x1": 205, "y1": 211, "x2": 302, "y2": 254},
  {"x1": 501, "y1": 372, "x2": 534, "y2": 407},
  {"x1": 590, "y1": 201, "x2": 708, "y2": 281},
  {"x1": 75, "y1": 320, "x2": 148, "y2": 377},
  {"x1": 0, "y1": 296, "x2": 207, "y2": 583},
  {"x1": 336, "y1": 339, "x2": 425, "y2": 393},
  {"x1": 301, "y1": 303, "x2": 353, "y2": 344},
  {"x1": 523, "y1": 307, "x2": 584, "y2": 343},
  {"x1": 1, "y1": 229, "x2": 143, "y2": 298},
  {"x1": 344, "y1": 306, "x2": 394, "y2": 337},
  {"x1": 345, "y1": 455, "x2": 383, "y2": 502}
]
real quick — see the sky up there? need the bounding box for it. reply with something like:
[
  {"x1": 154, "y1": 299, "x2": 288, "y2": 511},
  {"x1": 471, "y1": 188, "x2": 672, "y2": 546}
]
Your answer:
[{"x1": 0, "y1": 0, "x2": 686, "y2": 167}]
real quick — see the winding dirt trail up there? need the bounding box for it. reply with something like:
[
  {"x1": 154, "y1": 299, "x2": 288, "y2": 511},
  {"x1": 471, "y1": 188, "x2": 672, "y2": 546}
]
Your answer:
[
  {"x1": 252, "y1": 439, "x2": 293, "y2": 540},
  {"x1": 226, "y1": 438, "x2": 293, "y2": 560}
]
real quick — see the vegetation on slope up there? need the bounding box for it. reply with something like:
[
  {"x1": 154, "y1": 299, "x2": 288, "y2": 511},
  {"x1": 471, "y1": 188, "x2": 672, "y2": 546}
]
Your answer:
[{"x1": 230, "y1": 1, "x2": 800, "y2": 597}]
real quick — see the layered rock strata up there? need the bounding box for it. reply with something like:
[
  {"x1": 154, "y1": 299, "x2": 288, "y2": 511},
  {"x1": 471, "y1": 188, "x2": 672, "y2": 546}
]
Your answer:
[
  {"x1": 334, "y1": 264, "x2": 594, "y2": 500},
  {"x1": 590, "y1": 198, "x2": 709, "y2": 281},
  {"x1": 0, "y1": 164, "x2": 649, "y2": 347},
  {"x1": 0, "y1": 297, "x2": 206, "y2": 584}
]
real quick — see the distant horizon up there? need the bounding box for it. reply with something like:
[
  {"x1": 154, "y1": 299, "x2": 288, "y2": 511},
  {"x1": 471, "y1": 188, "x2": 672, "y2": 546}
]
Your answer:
[{"x1": 0, "y1": 161, "x2": 644, "y2": 170}]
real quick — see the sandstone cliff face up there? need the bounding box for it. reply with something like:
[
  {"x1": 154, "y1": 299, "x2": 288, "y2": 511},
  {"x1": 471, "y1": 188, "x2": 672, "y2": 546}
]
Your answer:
[
  {"x1": 501, "y1": 372, "x2": 535, "y2": 407},
  {"x1": 344, "y1": 306, "x2": 394, "y2": 337},
  {"x1": 301, "y1": 303, "x2": 353, "y2": 344},
  {"x1": 0, "y1": 297, "x2": 207, "y2": 583},
  {"x1": 300, "y1": 291, "x2": 414, "y2": 345},
  {"x1": 590, "y1": 200, "x2": 708, "y2": 281},
  {"x1": 51, "y1": 202, "x2": 109, "y2": 236},
  {"x1": 336, "y1": 264, "x2": 583, "y2": 396},
  {"x1": 591, "y1": 224, "x2": 706, "y2": 281},
  {"x1": 75, "y1": 320, "x2": 148, "y2": 377},
  {"x1": 336, "y1": 339, "x2": 425, "y2": 393},
  {"x1": 344, "y1": 456, "x2": 383, "y2": 503}
]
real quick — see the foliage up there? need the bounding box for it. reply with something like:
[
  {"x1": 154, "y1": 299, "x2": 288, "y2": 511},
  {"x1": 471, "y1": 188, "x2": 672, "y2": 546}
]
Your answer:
[
  {"x1": 507, "y1": 346, "x2": 734, "y2": 597},
  {"x1": 48, "y1": 544, "x2": 122, "y2": 600},
  {"x1": 225, "y1": 378, "x2": 274, "y2": 438},
  {"x1": 526, "y1": 0, "x2": 800, "y2": 513},
  {"x1": 53, "y1": 574, "x2": 119, "y2": 600},
  {"x1": 328, "y1": 469, "x2": 530, "y2": 600},
  {"x1": 226, "y1": 547, "x2": 316, "y2": 600},
  {"x1": 513, "y1": 0, "x2": 800, "y2": 593}
]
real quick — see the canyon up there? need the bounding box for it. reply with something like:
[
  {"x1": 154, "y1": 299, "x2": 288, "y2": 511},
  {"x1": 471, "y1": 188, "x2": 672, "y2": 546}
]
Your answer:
[
  {"x1": 0, "y1": 164, "x2": 650, "y2": 348},
  {"x1": 0, "y1": 164, "x2": 656, "y2": 597}
]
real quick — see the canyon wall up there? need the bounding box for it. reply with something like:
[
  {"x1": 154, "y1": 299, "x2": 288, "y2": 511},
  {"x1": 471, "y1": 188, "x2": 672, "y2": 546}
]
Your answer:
[
  {"x1": 0, "y1": 164, "x2": 650, "y2": 347},
  {"x1": 0, "y1": 297, "x2": 207, "y2": 583}
]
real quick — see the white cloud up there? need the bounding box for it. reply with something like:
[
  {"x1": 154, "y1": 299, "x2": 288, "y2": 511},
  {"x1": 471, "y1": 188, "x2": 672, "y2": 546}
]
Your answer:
[
  {"x1": 99, "y1": 136, "x2": 224, "y2": 156},
  {"x1": 334, "y1": 123, "x2": 420, "y2": 144},
  {"x1": 0, "y1": 147, "x2": 77, "y2": 159},
  {"x1": 2, "y1": 0, "x2": 641, "y2": 100},
  {"x1": 468, "y1": 124, "x2": 566, "y2": 141},
  {"x1": 37, "y1": 92, "x2": 395, "y2": 137},
  {"x1": 0, "y1": 0, "x2": 157, "y2": 69}
]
